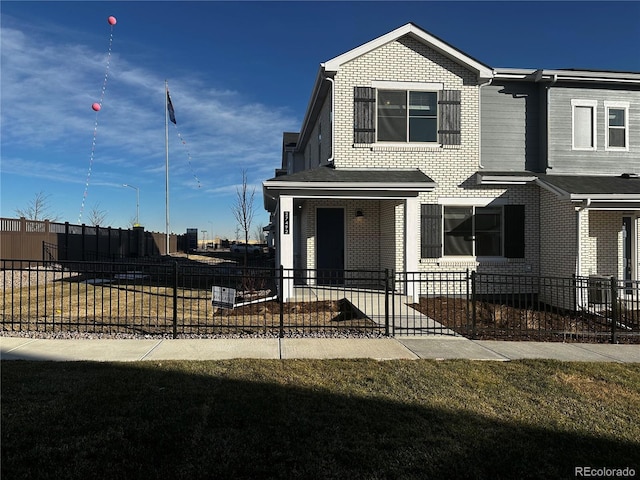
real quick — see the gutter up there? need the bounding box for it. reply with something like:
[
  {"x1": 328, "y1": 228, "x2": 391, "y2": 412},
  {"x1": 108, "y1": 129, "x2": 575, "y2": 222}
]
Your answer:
[{"x1": 263, "y1": 181, "x2": 437, "y2": 191}]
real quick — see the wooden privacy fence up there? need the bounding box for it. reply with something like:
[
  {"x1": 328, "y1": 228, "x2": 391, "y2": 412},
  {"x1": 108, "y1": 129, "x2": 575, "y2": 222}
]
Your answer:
[{"x1": 0, "y1": 217, "x2": 185, "y2": 261}]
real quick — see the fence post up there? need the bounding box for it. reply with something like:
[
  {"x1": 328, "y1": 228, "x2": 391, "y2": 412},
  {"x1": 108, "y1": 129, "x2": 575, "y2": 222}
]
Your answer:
[
  {"x1": 172, "y1": 261, "x2": 178, "y2": 339},
  {"x1": 610, "y1": 276, "x2": 618, "y2": 344},
  {"x1": 471, "y1": 271, "x2": 477, "y2": 339},
  {"x1": 279, "y1": 265, "x2": 284, "y2": 338},
  {"x1": 64, "y1": 222, "x2": 70, "y2": 261},
  {"x1": 81, "y1": 224, "x2": 86, "y2": 261},
  {"x1": 384, "y1": 269, "x2": 390, "y2": 337}
]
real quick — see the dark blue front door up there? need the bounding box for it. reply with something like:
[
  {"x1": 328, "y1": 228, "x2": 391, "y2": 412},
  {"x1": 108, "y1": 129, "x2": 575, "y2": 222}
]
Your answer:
[{"x1": 317, "y1": 208, "x2": 344, "y2": 285}]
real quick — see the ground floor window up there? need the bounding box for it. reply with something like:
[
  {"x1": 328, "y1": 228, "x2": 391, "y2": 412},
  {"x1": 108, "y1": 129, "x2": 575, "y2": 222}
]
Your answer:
[{"x1": 421, "y1": 204, "x2": 524, "y2": 258}]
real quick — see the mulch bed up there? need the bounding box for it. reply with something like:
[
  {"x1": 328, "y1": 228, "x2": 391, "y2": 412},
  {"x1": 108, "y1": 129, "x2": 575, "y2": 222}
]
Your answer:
[{"x1": 412, "y1": 297, "x2": 640, "y2": 343}]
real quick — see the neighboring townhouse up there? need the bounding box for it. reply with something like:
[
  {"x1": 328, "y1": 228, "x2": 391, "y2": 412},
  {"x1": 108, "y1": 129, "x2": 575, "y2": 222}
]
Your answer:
[{"x1": 263, "y1": 23, "x2": 640, "y2": 301}]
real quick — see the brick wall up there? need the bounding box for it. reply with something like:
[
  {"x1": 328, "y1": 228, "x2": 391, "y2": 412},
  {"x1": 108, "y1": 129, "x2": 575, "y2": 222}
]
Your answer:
[{"x1": 539, "y1": 189, "x2": 577, "y2": 278}]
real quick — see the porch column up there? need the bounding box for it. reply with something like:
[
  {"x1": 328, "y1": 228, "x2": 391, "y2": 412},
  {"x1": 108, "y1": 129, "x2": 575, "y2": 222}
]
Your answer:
[
  {"x1": 405, "y1": 197, "x2": 419, "y2": 301},
  {"x1": 279, "y1": 195, "x2": 294, "y2": 301}
]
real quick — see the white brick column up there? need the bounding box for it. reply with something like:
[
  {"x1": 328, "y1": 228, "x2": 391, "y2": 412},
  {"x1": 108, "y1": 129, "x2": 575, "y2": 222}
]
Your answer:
[
  {"x1": 405, "y1": 197, "x2": 419, "y2": 301},
  {"x1": 279, "y1": 195, "x2": 294, "y2": 300}
]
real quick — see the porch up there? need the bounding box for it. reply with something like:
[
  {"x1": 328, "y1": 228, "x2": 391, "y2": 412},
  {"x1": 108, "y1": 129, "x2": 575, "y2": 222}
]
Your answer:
[{"x1": 263, "y1": 165, "x2": 436, "y2": 299}]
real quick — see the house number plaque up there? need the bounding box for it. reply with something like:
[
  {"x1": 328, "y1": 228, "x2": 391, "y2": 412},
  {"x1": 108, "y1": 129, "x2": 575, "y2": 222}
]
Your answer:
[{"x1": 284, "y1": 211, "x2": 290, "y2": 234}]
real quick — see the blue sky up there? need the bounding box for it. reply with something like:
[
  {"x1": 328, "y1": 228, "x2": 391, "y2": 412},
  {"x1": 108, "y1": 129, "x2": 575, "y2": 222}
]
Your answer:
[{"x1": 2, "y1": 1, "x2": 639, "y2": 241}]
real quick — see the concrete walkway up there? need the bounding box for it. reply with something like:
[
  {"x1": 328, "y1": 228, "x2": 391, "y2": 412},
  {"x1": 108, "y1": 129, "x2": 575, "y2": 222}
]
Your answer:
[
  {"x1": 290, "y1": 286, "x2": 457, "y2": 335},
  {"x1": 1, "y1": 335, "x2": 639, "y2": 363}
]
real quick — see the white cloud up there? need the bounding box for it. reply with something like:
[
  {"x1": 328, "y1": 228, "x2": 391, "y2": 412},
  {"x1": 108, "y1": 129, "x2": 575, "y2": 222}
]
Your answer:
[{"x1": 1, "y1": 19, "x2": 299, "y2": 194}]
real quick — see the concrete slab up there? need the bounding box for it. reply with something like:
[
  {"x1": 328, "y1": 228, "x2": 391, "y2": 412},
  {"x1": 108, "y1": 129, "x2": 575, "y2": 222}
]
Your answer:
[
  {"x1": 1, "y1": 337, "x2": 39, "y2": 353},
  {"x1": 475, "y1": 341, "x2": 621, "y2": 362},
  {"x1": 572, "y1": 344, "x2": 640, "y2": 363},
  {"x1": 398, "y1": 336, "x2": 507, "y2": 361},
  {"x1": 0, "y1": 339, "x2": 160, "y2": 362},
  {"x1": 280, "y1": 338, "x2": 418, "y2": 360},
  {"x1": 143, "y1": 339, "x2": 280, "y2": 360}
]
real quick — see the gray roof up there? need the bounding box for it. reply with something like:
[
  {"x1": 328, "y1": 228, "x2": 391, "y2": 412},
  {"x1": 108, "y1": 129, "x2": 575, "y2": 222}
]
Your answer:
[
  {"x1": 537, "y1": 174, "x2": 640, "y2": 195},
  {"x1": 266, "y1": 166, "x2": 434, "y2": 184}
]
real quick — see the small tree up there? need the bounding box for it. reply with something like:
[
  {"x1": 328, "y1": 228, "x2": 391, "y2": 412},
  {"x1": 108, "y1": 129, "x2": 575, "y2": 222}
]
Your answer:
[
  {"x1": 231, "y1": 169, "x2": 256, "y2": 266},
  {"x1": 15, "y1": 191, "x2": 60, "y2": 221},
  {"x1": 88, "y1": 202, "x2": 108, "y2": 226},
  {"x1": 254, "y1": 224, "x2": 266, "y2": 243}
]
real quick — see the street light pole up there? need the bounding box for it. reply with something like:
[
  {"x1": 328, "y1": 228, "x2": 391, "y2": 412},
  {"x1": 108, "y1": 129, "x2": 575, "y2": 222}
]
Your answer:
[{"x1": 123, "y1": 184, "x2": 140, "y2": 226}]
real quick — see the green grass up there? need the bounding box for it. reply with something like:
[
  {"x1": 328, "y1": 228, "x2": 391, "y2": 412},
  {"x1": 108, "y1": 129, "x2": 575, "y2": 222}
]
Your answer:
[{"x1": 2, "y1": 359, "x2": 639, "y2": 479}]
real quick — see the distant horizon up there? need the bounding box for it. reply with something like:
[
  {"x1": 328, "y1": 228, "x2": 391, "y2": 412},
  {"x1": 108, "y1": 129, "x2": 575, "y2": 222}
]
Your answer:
[{"x1": 2, "y1": 1, "x2": 639, "y2": 238}]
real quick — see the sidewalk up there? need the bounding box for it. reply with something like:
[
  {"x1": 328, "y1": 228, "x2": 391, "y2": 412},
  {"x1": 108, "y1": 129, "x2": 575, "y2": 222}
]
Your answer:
[{"x1": 2, "y1": 335, "x2": 639, "y2": 363}]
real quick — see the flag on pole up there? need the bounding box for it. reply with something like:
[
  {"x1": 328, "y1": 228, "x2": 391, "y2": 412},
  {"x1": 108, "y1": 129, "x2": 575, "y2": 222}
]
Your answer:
[{"x1": 167, "y1": 91, "x2": 176, "y2": 124}]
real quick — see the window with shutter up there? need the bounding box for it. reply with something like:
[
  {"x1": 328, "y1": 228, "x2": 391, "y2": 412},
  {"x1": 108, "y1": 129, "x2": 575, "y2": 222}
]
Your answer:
[
  {"x1": 438, "y1": 90, "x2": 461, "y2": 145},
  {"x1": 421, "y1": 204, "x2": 442, "y2": 258},
  {"x1": 504, "y1": 205, "x2": 525, "y2": 258},
  {"x1": 421, "y1": 203, "x2": 525, "y2": 258},
  {"x1": 353, "y1": 87, "x2": 376, "y2": 144}
]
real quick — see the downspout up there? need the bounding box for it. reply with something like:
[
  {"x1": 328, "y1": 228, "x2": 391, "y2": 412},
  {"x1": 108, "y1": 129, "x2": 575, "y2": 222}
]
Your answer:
[
  {"x1": 545, "y1": 74, "x2": 558, "y2": 171},
  {"x1": 477, "y1": 77, "x2": 493, "y2": 169},
  {"x1": 325, "y1": 76, "x2": 335, "y2": 164},
  {"x1": 576, "y1": 207, "x2": 582, "y2": 278}
]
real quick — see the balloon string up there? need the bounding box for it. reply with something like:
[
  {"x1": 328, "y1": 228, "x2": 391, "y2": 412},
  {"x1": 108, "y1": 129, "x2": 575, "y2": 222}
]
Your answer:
[
  {"x1": 173, "y1": 123, "x2": 202, "y2": 189},
  {"x1": 79, "y1": 26, "x2": 114, "y2": 223}
]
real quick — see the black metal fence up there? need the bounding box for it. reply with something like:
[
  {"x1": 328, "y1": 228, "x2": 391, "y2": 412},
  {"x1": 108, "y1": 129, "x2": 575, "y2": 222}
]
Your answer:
[{"x1": 1, "y1": 258, "x2": 639, "y2": 343}]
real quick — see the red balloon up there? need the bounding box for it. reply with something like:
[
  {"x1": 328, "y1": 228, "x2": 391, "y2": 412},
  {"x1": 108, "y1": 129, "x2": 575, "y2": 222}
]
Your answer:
[
  {"x1": 108, "y1": 16, "x2": 117, "y2": 25},
  {"x1": 92, "y1": 103, "x2": 101, "y2": 112}
]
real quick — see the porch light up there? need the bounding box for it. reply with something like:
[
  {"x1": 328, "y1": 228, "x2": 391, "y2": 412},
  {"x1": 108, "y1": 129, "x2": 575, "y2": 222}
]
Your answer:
[{"x1": 355, "y1": 210, "x2": 364, "y2": 218}]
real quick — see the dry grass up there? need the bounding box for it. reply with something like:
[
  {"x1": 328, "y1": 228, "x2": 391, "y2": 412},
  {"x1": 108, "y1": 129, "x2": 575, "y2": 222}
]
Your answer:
[{"x1": 1, "y1": 279, "x2": 376, "y2": 335}]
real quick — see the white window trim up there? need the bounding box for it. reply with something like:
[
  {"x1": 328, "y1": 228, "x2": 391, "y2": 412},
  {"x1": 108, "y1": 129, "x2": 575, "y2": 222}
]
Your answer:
[
  {"x1": 439, "y1": 197, "x2": 509, "y2": 207},
  {"x1": 375, "y1": 89, "x2": 440, "y2": 145},
  {"x1": 371, "y1": 80, "x2": 444, "y2": 90},
  {"x1": 571, "y1": 99, "x2": 598, "y2": 151},
  {"x1": 604, "y1": 101, "x2": 630, "y2": 152}
]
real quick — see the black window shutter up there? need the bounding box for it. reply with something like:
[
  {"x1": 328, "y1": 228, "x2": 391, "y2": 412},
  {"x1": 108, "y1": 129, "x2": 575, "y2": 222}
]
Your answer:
[
  {"x1": 353, "y1": 87, "x2": 376, "y2": 144},
  {"x1": 438, "y1": 90, "x2": 461, "y2": 145},
  {"x1": 421, "y1": 204, "x2": 442, "y2": 258},
  {"x1": 504, "y1": 205, "x2": 525, "y2": 258}
]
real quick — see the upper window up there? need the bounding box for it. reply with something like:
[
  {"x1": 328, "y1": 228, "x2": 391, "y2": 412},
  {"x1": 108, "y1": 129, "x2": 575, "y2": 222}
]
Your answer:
[
  {"x1": 377, "y1": 90, "x2": 438, "y2": 143},
  {"x1": 572, "y1": 99, "x2": 597, "y2": 151},
  {"x1": 605, "y1": 102, "x2": 629, "y2": 151},
  {"x1": 353, "y1": 86, "x2": 460, "y2": 146}
]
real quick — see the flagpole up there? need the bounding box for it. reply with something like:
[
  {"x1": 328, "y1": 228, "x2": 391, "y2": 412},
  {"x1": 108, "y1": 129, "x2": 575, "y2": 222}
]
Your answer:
[{"x1": 165, "y1": 80, "x2": 170, "y2": 255}]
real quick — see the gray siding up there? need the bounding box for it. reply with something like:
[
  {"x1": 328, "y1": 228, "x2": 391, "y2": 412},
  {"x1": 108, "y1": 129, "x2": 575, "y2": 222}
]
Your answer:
[
  {"x1": 548, "y1": 85, "x2": 640, "y2": 175},
  {"x1": 481, "y1": 82, "x2": 542, "y2": 171}
]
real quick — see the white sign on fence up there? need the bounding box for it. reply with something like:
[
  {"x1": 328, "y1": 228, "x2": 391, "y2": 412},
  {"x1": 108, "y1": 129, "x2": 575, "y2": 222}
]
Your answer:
[{"x1": 211, "y1": 286, "x2": 236, "y2": 309}]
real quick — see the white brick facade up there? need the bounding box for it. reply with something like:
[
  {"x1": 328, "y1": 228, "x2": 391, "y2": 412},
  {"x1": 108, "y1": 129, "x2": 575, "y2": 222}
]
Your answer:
[{"x1": 265, "y1": 23, "x2": 640, "y2": 299}]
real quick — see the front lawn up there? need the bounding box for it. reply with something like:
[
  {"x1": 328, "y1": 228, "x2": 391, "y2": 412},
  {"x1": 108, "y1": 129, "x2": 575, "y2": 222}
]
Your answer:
[{"x1": 2, "y1": 359, "x2": 639, "y2": 479}]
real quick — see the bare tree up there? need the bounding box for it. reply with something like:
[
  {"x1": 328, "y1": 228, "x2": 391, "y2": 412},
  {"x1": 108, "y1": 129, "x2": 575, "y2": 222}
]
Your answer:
[
  {"x1": 231, "y1": 169, "x2": 256, "y2": 265},
  {"x1": 87, "y1": 202, "x2": 108, "y2": 226},
  {"x1": 254, "y1": 224, "x2": 266, "y2": 243},
  {"x1": 14, "y1": 191, "x2": 60, "y2": 221}
]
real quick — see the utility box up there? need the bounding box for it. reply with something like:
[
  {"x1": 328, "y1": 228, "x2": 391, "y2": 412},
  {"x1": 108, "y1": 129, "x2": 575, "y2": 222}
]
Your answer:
[
  {"x1": 186, "y1": 228, "x2": 198, "y2": 252},
  {"x1": 588, "y1": 275, "x2": 611, "y2": 305}
]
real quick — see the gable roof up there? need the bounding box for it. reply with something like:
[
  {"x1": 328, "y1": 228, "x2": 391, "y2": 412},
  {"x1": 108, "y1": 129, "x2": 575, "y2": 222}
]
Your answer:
[{"x1": 322, "y1": 22, "x2": 494, "y2": 80}]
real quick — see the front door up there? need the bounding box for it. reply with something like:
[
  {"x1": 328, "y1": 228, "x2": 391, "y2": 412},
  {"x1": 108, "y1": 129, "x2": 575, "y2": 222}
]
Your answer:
[{"x1": 317, "y1": 208, "x2": 344, "y2": 285}]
